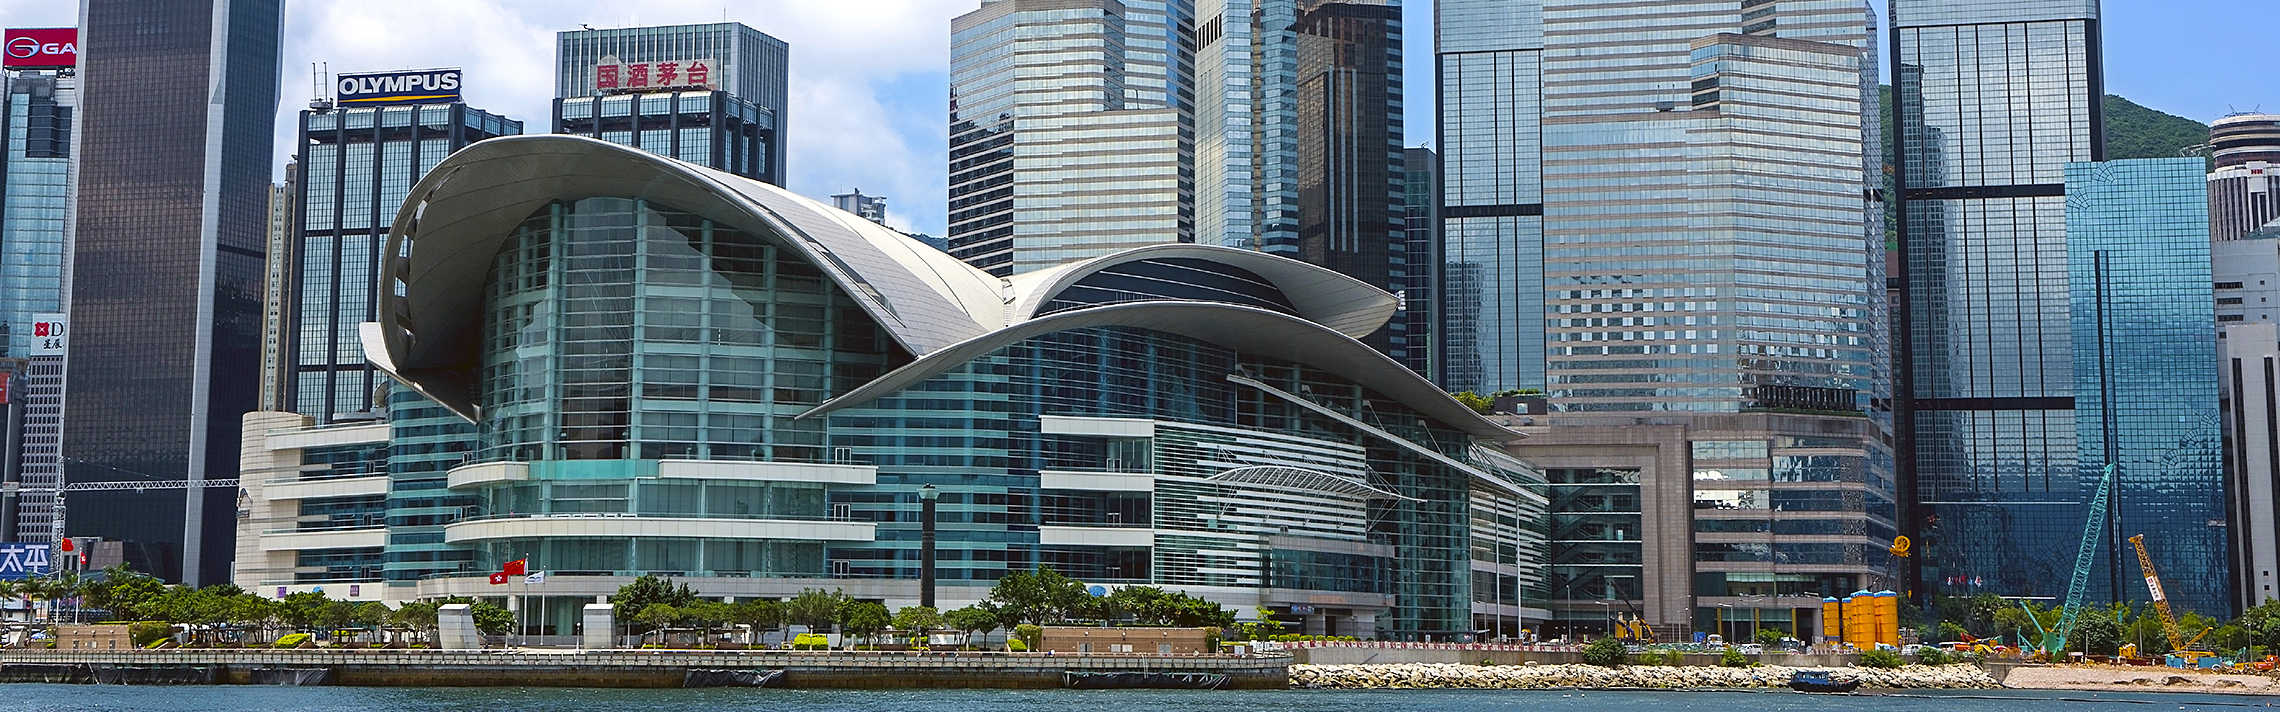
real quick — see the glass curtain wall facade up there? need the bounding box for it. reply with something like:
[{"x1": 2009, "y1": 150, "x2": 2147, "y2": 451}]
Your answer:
[
  {"x1": 290, "y1": 103, "x2": 520, "y2": 422},
  {"x1": 1892, "y1": 0, "x2": 2106, "y2": 604},
  {"x1": 65, "y1": 0, "x2": 282, "y2": 585},
  {"x1": 947, "y1": 0, "x2": 1193, "y2": 276},
  {"x1": 555, "y1": 23, "x2": 789, "y2": 183},
  {"x1": 1290, "y1": 0, "x2": 1405, "y2": 356},
  {"x1": 553, "y1": 92, "x2": 775, "y2": 184},
  {"x1": 1438, "y1": 1, "x2": 1891, "y2": 634},
  {"x1": 1434, "y1": 0, "x2": 1542, "y2": 395},
  {"x1": 2060, "y1": 158, "x2": 2225, "y2": 615},
  {"x1": 402, "y1": 191, "x2": 1539, "y2": 638},
  {"x1": 0, "y1": 71, "x2": 74, "y2": 542},
  {"x1": 1400, "y1": 146, "x2": 1436, "y2": 379}
]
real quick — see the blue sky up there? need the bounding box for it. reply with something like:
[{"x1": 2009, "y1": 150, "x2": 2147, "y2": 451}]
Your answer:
[{"x1": 1, "y1": 1, "x2": 2273, "y2": 237}]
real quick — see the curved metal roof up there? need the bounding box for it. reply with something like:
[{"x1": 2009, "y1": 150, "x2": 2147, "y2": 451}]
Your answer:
[
  {"x1": 1208, "y1": 465, "x2": 1420, "y2": 502},
  {"x1": 365, "y1": 135, "x2": 1486, "y2": 438},
  {"x1": 369, "y1": 135, "x2": 1002, "y2": 418},
  {"x1": 1004, "y1": 244, "x2": 1398, "y2": 339},
  {"x1": 798, "y1": 300, "x2": 1517, "y2": 440}
]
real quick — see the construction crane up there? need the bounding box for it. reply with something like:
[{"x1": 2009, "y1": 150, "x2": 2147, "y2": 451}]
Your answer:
[
  {"x1": 2129, "y1": 533, "x2": 2212, "y2": 662},
  {"x1": 2022, "y1": 463, "x2": 2117, "y2": 657}
]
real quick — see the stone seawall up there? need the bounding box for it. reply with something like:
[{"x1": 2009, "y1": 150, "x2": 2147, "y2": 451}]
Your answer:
[
  {"x1": 1290, "y1": 663, "x2": 2000, "y2": 690},
  {"x1": 0, "y1": 650, "x2": 1288, "y2": 689}
]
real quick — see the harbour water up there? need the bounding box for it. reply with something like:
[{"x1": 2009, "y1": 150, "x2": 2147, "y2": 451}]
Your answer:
[{"x1": 7, "y1": 685, "x2": 2279, "y2": 712}]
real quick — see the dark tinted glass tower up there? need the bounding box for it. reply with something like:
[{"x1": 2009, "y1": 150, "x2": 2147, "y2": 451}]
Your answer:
[
  {"x1": 64, "y1": 0, "x2": 282, "y2": 585},
  {"x1": 1891, "y1": 0, "x2": 2105, "y2": 604},
  {"x1": 1401, "y1": 146, "x2": 1436, "y2": 379},
  {"x1": 287, "y1": 100, "x2": 520, "y2": 422},
  {"x1": 1289, "y1": 0, "x2": 1405, "y2": 355}
]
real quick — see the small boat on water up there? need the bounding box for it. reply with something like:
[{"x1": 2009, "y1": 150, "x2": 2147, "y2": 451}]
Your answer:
[{"x1": 1788, "y1": 670, "x2": 1859, "y2": 693}]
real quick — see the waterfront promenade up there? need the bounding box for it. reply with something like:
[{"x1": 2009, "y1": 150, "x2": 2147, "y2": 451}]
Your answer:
[{"x1": 0, "y1": 648, "x2": 1290, "y2": 689}]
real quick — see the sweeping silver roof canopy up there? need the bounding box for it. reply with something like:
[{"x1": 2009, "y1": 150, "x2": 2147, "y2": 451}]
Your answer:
[{"x1": 364, "y1": 134, "x2": 1508, "y2": 440}]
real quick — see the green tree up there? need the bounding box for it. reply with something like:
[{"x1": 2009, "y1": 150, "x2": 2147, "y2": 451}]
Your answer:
[
  {"x1": 84, "y1": 564, "x2": 166, "y2": 620},
  {"x1": 893, "y1": 605, "x2": 943, "y2": 639},
  {"x1": 469, "y1": 601, "x2": 513, "y2": 636},
  {"x1": 1856, "y1": 648, "x2": 1905, "y2": 669},
  {"x1": 945, "y1": 605, "x2": 999, "y2": 647},
  {"x1": 391, "y1": 602, "x2": 439, "y2": 644},
  {"x1": 785, "y1": 588, "x2": 849, "y2": 631},
  {"x1": 1753, "y1": 628, "x2": 1784, "y2": 647},
  {"x1": 1451, "y1": 391, "x2": 1493, "y2": 414},
  {"x1": 1720, "y1": 646, "x2": 1750, "y2": 667},
  {"x1": 278, "y1": 591, "x2": 332, "y2": 632},
  {"x1": 350, "y1": 602, "x2": 390, "y2": 630},
  {"x1": 610, "y1": 574, "x2": 697, "y2": 621},
  {"x1": 985, "y1": 567, "x2": 1093, "y2": 625},
  {"x1": 2073, "y1": 613, "x2": 2121, "y2": 656},
  {"x1": 1581, "y1": 637, "x2": 1627, "y2": 666},
  {"x1": 731, "y1": 599, "x2": 784, "y2": 645},
  {"x1": 634, "y1": 603, "x2": 682, "y2": 637},
  {"x1": 841, "y1": 601, "x2": 891, "y2": 648}
]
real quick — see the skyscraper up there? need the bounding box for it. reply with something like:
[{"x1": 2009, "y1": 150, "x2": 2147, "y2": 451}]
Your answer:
[
  {"x1": 948, "y1": 0, "x2": 1193, "y2": 276},
  {"x1": 1892, "y1": 0, "x2": 2104, "y2": 605},
  {"x1": 0, "y1": 64, "x2": 75, "y2": 543},
  {"x1": 1433, "y1": 0, "x2": 1543, "y2": 395},
  {"x1": 257, "y1": 163, "x2": 294, "y2": 412},
  {"x1": 2208, "y1": 113, "x2": 2280, "y2": 242},
  {"x1": 2059, "y1": 158, "x2": 2224, "y2": 615},
  {"x1": 1193, "y1": 0, "x2": 1405, "y2": 354},
  {"x1": 555, "y1": 23, "x2": 788, "y2": 184},
  {"x1": 1400, "y1": 146, "x2": 1437, "y2": 379},
  {"x1": 285, "y1": 72, "x2": 520, "y2": 422},
  {"x1": 1438, "y1": 1, "x2": 1892, "y2": 637},
  {"x1": 831, "y1": 188, "x2": 887, "y2": 225},
  {"x1": 64, "y1": 0, "x2": 282, "y2": 585}
]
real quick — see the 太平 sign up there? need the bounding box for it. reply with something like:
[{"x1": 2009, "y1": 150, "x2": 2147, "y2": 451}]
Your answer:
[{"x1": 337, "y1": 68, "x2": 461, "y2": 106}]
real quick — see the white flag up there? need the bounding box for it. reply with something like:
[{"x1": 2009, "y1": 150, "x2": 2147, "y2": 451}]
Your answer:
[{"x1": 525, "y1": 571, "x2": 546, "y2": 585}]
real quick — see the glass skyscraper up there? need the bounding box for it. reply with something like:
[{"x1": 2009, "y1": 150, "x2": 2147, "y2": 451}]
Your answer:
[
  {"x1": 287, "y1": 99, "x2": 520, "y2": 422},
  {"x1": 1400, "y1": 146, "x2": 1436, "y2": 379},
  {"x1": 1438, "y1": 1, "x2": 1894, "y2": 638},
  {"x1": 555, "y1": 23, "x2": 788, "y2": 184},
  {"x1": 2060, "y1": 158, "x2": 2225, "y2": 616},
  {"x1": 65, "y1": 0, "x2": 282, "y2": 585},
  {"x1": 1193, "y1": 0, "x2": 1407, "y2": 357},
  {"x1": 1891, "y1": 0, "x2": 2108, "y2": 605},
  {"x1": 0, "y1": 70, "x2": 74, "y2": 543},
  {"x1": 947, "y1": 0, "x2": 1193, "y2": 276}
]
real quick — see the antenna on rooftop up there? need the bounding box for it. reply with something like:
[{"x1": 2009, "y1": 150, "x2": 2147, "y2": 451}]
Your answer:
[{"x1": 308, "y1": 62, "x2": 333, "y2": 112}]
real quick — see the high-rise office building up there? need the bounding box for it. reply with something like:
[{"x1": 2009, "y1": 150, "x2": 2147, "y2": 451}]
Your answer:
[
  {"x1": 63, "y1": 0, "x2": 282, "y2": 585},
  {"x1": 555, "y1": 23, "x2": 788, "y2": 184},
  {"x1": 1193, "y1": 0, "x2": 1405, "y2": 355},
  {"x1": 948, "y1": 0, "x2": 1192, "y2": 277},
  {"x1": 2222, "y1": 320, "x2": 2280, "y2": 610},
  {"x1": 1891, "y1": 0, "x2": 2122, "y2": 607},
  {"x1": 1436, "y1": 1, "x2": 1892, "y2": 638},
  {"x1": 286, "y1": 73, "x2": 520, "y2": 422},
  {"x1": 0, "y1": 66, "x2": 75, "y2": 542},
  {"x1": 831, "y1": 188, "x2": 887, "y2": 226},
  {"x1": 2058, "y1": 158, "x2": 2225, "y2": 615},
  {"x1": 258, "y1": 163, "x2": 295, "y2": 412},
  {"x1": 1433, "y1": 0, "x2": 1542, "y2": 395},
  {"x1": 1400, "y1": 146, "x2": 1436, "y2": 379},
  {"x1": 2209, "y1": 114, "x2": 2280, "y2": 242}
]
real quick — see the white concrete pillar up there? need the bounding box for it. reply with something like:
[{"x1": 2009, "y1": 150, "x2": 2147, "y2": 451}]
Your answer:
[{"x1": 437, "y1": 604, "x2": 478, "y2": 649}]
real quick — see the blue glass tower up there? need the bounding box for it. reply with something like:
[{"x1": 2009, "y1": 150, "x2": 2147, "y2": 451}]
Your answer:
[{"x1": 2063, "y1": 158, "x2": 2226, "y2": 615}]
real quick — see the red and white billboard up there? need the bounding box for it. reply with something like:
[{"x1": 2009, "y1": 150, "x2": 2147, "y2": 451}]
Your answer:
[{"x1": 3, "y1": 28, "x2": 76, "y2": 70}]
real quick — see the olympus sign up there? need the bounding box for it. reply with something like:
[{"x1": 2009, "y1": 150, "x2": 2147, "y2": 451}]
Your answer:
[{"x1": 335, "y1": 68, "x2": 463, "y2": 106}]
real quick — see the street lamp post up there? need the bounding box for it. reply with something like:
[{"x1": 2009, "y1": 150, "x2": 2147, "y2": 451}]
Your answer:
[{"x1": 919, "y1": 484, "x2": 938, "y2": 609}]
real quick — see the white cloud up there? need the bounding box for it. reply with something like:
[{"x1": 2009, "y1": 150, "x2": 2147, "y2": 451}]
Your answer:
[{"x1": 0, "y1": 0, "x2": 969, "y2": 234}]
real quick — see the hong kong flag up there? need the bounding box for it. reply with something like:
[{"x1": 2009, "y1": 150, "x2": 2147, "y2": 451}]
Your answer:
[
  {"x1": 503, "y1": 559, "x2": 528, "y2": 576},
  {"x1": 488, "y1": 572, "x2": 509, "y2": 585}
]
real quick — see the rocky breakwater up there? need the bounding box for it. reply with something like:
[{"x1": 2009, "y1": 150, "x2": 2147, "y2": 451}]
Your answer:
[{"x1": 1289, "y1": 663, "x2": 2000, "y2": 690}]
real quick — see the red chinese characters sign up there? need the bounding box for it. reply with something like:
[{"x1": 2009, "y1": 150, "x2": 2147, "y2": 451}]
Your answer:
[{"x1": 593, "y1": 58, "x2": 717, "y2": 93}]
